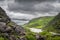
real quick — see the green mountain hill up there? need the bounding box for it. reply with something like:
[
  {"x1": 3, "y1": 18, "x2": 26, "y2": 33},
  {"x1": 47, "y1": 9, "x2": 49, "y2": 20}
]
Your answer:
[
  {"x1": 43, "y1": 13, "x2": 60, "y2": 33},
  {"x1": 23, "y1": 16, "x2": 60, "y2": 40},
  {"x1": 24, "y1": 16, "x2": 54, "y2": 29}
]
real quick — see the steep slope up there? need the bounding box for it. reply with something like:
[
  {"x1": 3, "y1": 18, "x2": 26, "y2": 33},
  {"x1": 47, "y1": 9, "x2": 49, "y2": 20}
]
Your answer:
[
  {"x1": 24, "y1": 16, "x2": 54, "y2": 28},
  {"x1": 0, "y1": 7, "x2": 26, "y2": 40},
  {"x1": 44, "y1": 13, "x2": 60, "y2": 33},
  {"x1": 0, "y1": 7, "x2": 11, "y2": 23}
]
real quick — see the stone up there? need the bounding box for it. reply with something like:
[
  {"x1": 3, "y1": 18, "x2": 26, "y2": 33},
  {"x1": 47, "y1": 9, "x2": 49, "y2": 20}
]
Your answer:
[
  {"x1": 35, "y1": 34, "x2": 45, "y2": 40},
  {"x1": 0, "y1": 7, "x2": 26, "y2": 40}
]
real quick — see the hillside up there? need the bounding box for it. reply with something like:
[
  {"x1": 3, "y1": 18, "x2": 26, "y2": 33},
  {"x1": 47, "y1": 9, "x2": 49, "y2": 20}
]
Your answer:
[
  {"x1": 43, "y1": 13, "x2": 60, "y2": 33},
  {"x1": 23, "y1": 16, "x2": 60, "y2": 40},
  {"x1": 0, "y1": 7, "x2": 26, "y2": 40},
  {"x1": 24, "y1": 16, "x2": 54, "y2": 29}
]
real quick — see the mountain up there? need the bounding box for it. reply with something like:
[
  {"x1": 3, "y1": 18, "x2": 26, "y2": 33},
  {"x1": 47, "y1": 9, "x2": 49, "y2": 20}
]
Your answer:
[
  {"x1": 0, "y1": 7, "x2": 26, "y2": 40},
  {"x1": 23, "y1": 16, "x2": 55, "y2": 40},
  {"x1": 43, "y1": 13, "x2": 60, "y2": 33},
  {"x1": 0, "y1": 7, "x2": 11, "y2": 23},
  {"x1": 24, "y1": 16, "x2": 54, "y2": 29}
]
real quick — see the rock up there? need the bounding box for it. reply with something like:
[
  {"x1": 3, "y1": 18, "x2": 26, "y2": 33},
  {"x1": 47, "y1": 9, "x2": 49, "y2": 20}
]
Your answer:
[
  {"x1": 35, "y1": 34, "x2": 45, "y2": 40},
  {"x1": 0, "y1": 22, "x2": 6, "y2": 25},
  {"x1": 15, "y1": 25, "x2": 25, "y2": 35},
  {"x1": 0, "y1": 22, "x2": 7, "y2": 32},
  {"x1": 0, "y1": 22, "x2": 12, "y2": 33},
  {"x1": 9, "y1": 35, "x2": 16, "y2": 40},
  {"x1": 3, "y1": 33, "x2": 9, "y2": 38},
  {"x1": 20, "y1": 37, "x2": 27, "y2": 40},
  {"x1": 0, "y1": 7, "x2": 26, "y2": 40},
  {"x1": 0, "y1": 7, "x2": 11, "y2": 23},
  {"x1": 5, "y1": 26, "x2": 12, "y2": 33}
]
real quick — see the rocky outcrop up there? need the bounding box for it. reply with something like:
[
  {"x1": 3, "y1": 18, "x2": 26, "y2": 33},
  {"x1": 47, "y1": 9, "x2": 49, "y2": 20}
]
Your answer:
[
  {"x1": 0, "y1": 7, "x2": 26, "y2": 40},
  {"x1": 0, "y1": 7, "x2": 11, "y2": 23}
]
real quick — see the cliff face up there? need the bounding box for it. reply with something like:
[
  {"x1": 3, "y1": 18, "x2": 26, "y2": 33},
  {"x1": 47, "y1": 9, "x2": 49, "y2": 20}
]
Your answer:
[{"x1": 0, "y1": 7, "x2": 26, "y2": 40}]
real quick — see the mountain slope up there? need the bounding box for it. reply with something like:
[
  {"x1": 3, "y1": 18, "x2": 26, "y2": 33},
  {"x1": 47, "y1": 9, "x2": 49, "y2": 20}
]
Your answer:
[
  {"x1": 43, "y1": 13, "x2": 60, "y2": 33},
  {"x1": 0, "y1": 7, "x2": 26, "y2": 40},
  {"x1": 24, "y1": 16, "x2": 54, "y2": 28},
  {"x1": 0, "y1": 7, "x2": 11, "y2": 23}
]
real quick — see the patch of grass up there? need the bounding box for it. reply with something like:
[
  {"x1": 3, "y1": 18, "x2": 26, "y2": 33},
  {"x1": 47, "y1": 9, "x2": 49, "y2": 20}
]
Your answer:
[
  {"x1": 39, "y1": 31, "x2": 60, "y2": 40},
  {"x1": 0, "y1": 37, "x2": 4, "y2": 40}
]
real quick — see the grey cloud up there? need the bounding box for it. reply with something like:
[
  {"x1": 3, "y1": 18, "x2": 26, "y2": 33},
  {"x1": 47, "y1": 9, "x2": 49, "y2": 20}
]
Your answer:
[
  {"x1": 8, "y1": 2, "x2": 39, "y2": 15},
  {"x1": 8, "y1": 2, "x2": 35, "y2": 11},
  {"x1": 8, "y1": 2, "x2": 56, "y2": 14},
  {"x1": 15, "y1": 0, "x2": 57, "y2": 2},
  {"x1": 0, "y1": 0, "x2": 4, "y2": 1},
  {"x1": 34, "y1": 3, "x2": 55, "y2": 12},
  {"x1": 56, "y1": 7, "x2": 60, "y2": 12},
  {"x1": 12, "y1": 18, "x2": 29, "y2": 21}
]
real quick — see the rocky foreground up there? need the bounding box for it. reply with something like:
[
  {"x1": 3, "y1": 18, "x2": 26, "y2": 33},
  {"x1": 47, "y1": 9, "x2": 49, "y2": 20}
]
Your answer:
[
  {"x1": 0, "y1": 7, "x2": 45, "y2": 40},
  {"x1": 0, "y1": 7, "x2": 26, "y2": 40}
]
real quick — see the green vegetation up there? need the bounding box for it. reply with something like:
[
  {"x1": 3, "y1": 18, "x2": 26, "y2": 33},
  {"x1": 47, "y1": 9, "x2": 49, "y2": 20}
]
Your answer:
[
  {"x1": 43, "y1": 13, "x2": 60, "y2": 33},
  {"x1": 0, "y1": 37, "x2": 4, "y2": 40},
  {"x1": 0, "y1": 33, "x2": 8, "y2": 40},
  {"x1": 24, "y1": 27, "x2": 60, "y2": 40},
  {"x1": 24, "y1": 16, "x2": 54, "y2": 29},
  {"x1": 40, "y1": 31, "x2": 60, "y2": 40},
  {"x1": 7, "y1": 21, "x2": 16, "y2": 27},
  {"x1": 24, "y1": 27, "x2": 36, "y2": 40},
  {"x1": 24, "y1": 15, "x2": 60, "y2": 40},
  {"x1": 23, "y1": 16, "x2": 54, "y2": 40}
]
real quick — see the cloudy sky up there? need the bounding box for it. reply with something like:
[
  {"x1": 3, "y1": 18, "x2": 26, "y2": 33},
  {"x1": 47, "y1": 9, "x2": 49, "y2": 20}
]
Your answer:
[{"x1": 0, "y1": 0, "x2": 60, "y2": 25}]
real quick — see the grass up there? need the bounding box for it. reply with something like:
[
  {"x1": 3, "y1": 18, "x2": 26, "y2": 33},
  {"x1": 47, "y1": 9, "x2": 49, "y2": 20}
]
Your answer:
[
  {"x1": 0, "y1": 37, "x2": 4, "y2": 40},
  {"x1": 23, "y1": 16, "x2": 60, "y2": 40},
  {"x1": 24, "y1": 16, "x2": 54, "y2": 29}
]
